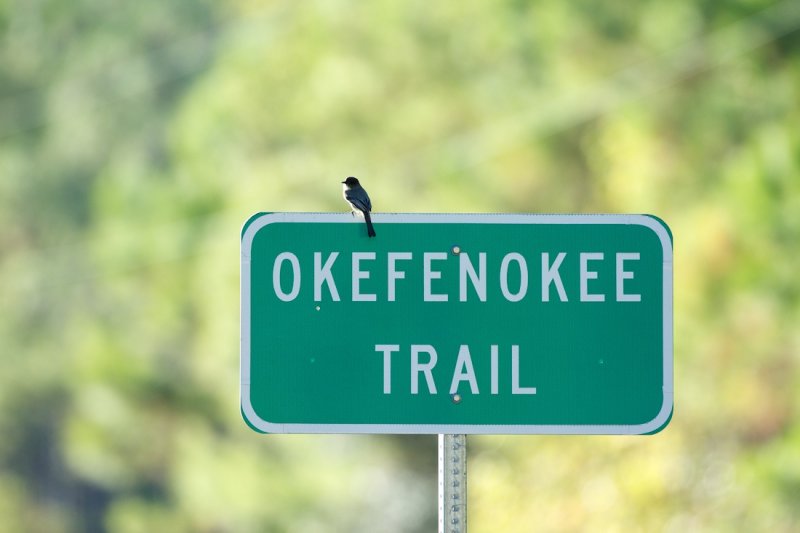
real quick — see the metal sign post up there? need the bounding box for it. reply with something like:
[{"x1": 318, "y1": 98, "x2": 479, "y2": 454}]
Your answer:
[{"x1": 439, "y1": 434, "x2": 467, "y2": 533}]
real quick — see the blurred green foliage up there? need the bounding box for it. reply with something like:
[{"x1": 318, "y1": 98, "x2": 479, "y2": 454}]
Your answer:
[{"x1": 1, "y1": 0, "x2": 799, "y2": 531}]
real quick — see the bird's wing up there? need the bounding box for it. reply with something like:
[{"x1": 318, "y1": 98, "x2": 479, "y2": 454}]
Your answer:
[{"x1": 345, "y1": 190, "x2": 372, "y2": 213}]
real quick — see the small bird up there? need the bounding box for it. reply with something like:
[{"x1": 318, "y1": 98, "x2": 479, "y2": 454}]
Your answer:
[{"x1": 341, "y1": 176, "x2": 376, "y2": 237}]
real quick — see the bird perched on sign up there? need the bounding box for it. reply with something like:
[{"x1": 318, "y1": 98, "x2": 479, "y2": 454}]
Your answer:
[{"x1": 342, "y1": 176, "x2": 376, "y2": 238}]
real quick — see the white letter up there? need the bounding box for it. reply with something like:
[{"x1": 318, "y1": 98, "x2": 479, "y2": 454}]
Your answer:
[
  {"x1": 542, "y1": 252, "x2": 568, "y2": 302},
  {"x1": 616, "y1": 253, "x2": 641, "y2": 302},
  {"x1": 375, "y1": 345, "x2": 399, "y2": 394},
  {"x1": 273, "y1": 252, "x2": 300, "y2": 302},
  {"x1": 500, "y1": 253, "x2": 528, "y2": 302},
  {"x1": 580, "y1": 252, "x2": 605, "y2": 302},
  {"x1": 411, "y1": 345, "x2": 438, "y2": 394},
  {"x1": 388, "y1": 252, "x2": 413, "y2": 302},
  {"x1": 491, "y1": 345, "x2": 499, "y2": 395},
  {"x1": 459, "y1": 253, "x2": 486, "y2": 301},
  {"x1": 449, "y1": 345, "x2": 479, "y2": 394},
  {"x1": 511, "y1": 345, "x2": 536, "y2": 394},
  {"x1": 424, "y1": 252, "x2": 448, "y2": 302},
  {"x1": 314, "y1": 252, "x2": 340, "y2": 301},
  {"x1": 352, "y1": 252, "x2": 377, "y2": 302}
]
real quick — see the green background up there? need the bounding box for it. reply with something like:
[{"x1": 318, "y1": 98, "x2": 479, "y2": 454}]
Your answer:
[
  {"x1": 247, "y1": 217, "x2": 666, "y2": 428},
  {"x1": 2, "y1": 0, "x2": 799, "y2": 530}
]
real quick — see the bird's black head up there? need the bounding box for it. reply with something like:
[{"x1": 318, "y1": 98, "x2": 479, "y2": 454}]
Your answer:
[{"x1": 342, "y1": 176, "x2": 360, "y2": 187}]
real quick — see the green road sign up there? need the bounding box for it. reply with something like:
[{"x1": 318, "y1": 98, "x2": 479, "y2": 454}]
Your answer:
[{"x1": 241, "y1": 213, "x2": 673, "y2": 434}]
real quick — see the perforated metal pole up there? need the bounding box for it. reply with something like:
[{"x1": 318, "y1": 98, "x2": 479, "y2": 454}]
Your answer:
[{"x1": 438, "y1": 434, "x2": 467, "y2": 533}]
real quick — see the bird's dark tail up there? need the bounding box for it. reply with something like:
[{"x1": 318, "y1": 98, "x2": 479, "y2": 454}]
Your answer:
[{"x1": 364, "y1": 212, "x2": 376, "y2": 238}]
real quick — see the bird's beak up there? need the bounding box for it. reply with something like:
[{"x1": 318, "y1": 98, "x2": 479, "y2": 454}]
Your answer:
[{"x1": 341, "y1": 181, "x2": 346, "y2": 184}]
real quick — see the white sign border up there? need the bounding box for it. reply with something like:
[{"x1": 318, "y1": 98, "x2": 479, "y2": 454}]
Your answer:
[{"x1": 241, "y1": 213, "x2": 674, "y2": 435}]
